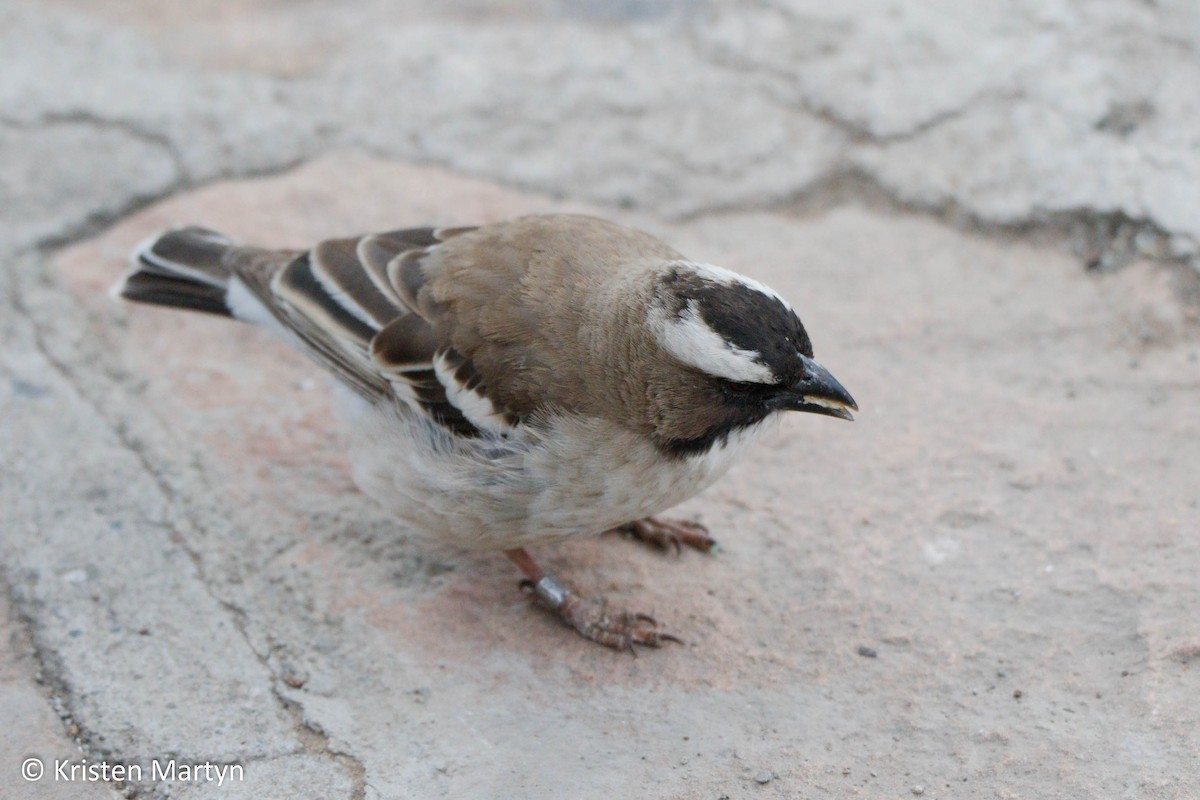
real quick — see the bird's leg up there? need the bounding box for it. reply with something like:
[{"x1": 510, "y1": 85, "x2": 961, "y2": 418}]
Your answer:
[
  {"x1": 609, "y1": 517, "x2": 718, "y2": 555},
  {"x1": 505, "y1": 548, "x2": 681, "y2": 652}
]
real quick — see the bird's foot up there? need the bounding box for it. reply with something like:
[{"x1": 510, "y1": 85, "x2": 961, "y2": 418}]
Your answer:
[
  {"x1": 612, "y1": 516, "x2": 717, "y2": 555},
  {"x1": 506, "y1": 548, "x2": 682, "y2": 653},
  {"x1": 527, "y1": 578, "x2": 681, "y2": 652}
]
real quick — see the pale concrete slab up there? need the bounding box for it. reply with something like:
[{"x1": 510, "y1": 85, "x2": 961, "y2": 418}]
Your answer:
[
  {"x1": 170, "y1": 755, "x2": 356, "y2": 800},
  {"x1": 0, "y1": 334, "x2": 301, "y2": 762},
  {"x1": 0, "y1": 594, "x2": 123, "y2": 800}
]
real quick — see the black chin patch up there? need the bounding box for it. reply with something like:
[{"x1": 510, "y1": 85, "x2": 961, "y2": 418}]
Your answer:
[{"x1": 657, "y1": 404, "x2": 773, "y2": 459}]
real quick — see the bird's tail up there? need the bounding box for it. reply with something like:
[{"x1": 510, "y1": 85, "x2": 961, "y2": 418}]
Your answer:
[{"x1": 115, "y1": 227, "x2": 237, "y2": 317}]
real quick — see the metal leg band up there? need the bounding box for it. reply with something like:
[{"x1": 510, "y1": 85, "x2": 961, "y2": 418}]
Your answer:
[{"x1": 533, "y1": 576, "x2": 570, "y2": 609}]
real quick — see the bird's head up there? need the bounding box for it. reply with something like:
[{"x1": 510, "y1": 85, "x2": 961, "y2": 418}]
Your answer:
[{"x1": 644, "y1": 262, "x2": 857, "y2": 455}]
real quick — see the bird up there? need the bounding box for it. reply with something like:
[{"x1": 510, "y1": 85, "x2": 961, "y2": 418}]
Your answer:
[{"x1": 114, "y1": 213, "x2": 857, "y2": 651}]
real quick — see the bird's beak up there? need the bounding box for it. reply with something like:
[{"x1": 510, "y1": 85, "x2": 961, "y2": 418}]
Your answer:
[{"x1": 776, "y1": 354, "x2": 858, "y2": 421}]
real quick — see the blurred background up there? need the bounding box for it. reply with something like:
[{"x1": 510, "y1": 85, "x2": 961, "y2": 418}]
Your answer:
[{"x1": 5, "y1": 0, "x2": 1200, "y2": 267}]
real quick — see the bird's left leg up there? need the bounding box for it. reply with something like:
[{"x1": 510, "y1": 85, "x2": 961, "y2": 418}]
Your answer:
[
  {"x1": 609, "y1": 517, "x2": 718, "y2": 555},
  {"x1": 505, "y1": 548, "x2": 681, "y2": 652}
]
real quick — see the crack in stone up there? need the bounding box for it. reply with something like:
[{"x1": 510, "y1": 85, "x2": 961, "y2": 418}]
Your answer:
[
  {"x1": 674, "y1": 165, "x2": 1195, "y2": 279},
  {"x1": 273, "y1": 689, "x2": 369, "y2": 800},
  {"x1": 680, "y1": 11, "x2": 983, "y2": 147},
  {"x1": 218, "y1": 599, "x2": 369, "y2": 800},
  {"x1": 0, "y1": 113, "x2": 189, "y2": 253},
  {"x1": 701, "y1": 54, "x2": 981, "y2": 147},
  {"x1": 0, "y1": 568, "x2": 94, "y2": 775},
  {"x1": 7, "y1": 264, "x2": 368, "y2": 798},
  {"x1": 0, "y1": 110, "x2": 188, "y2": 190},
  {"x1": 1, "y1": 109, "x2": 309, "y2": 255},
  {"x1": 30, "y1": 155, "x2": 312, "y2": 256},
  {"x1": 43, "y1": 111, "x2": 185, "y2": 175}
]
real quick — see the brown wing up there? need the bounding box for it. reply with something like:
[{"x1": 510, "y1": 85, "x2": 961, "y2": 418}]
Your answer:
[{"x1": 229, "y1": 226, "x2": 486, "y2": 436}]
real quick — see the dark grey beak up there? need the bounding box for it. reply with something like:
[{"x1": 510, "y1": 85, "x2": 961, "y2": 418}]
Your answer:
[{"x1": 775, "y1": 354, "x2": 858, "y2": 420}]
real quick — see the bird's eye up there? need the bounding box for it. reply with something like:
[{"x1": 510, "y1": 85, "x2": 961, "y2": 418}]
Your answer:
[{"x1": 720, "y1": 379, "x2": 773, "y2": 401}]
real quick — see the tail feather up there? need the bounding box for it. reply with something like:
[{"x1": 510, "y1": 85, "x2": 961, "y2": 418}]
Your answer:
[{"x1": 116, "y1": 227, "x2": 235, "y2": 317}]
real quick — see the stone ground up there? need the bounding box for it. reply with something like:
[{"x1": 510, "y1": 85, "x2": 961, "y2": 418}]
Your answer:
[{"x1": 2, "y1": 2, "x2": 1199, "y2": 799}]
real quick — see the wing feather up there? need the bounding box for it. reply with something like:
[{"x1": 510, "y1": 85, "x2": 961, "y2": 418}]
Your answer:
[
  {"x1": 387, "y1": 249, "x2": 430, "y2": 313},
  {"x1": 275, "y1": 252, "x2": 379, "y2": 345},
  {"x1": 370, "y1": 313, "x2": 440, "y2": 374},
  {"x1": 225, "y1": 228, "x2": 458, "y2": 407},
  {"x1": 310, "y1": 238, "x2": 402, "y2": 327}
]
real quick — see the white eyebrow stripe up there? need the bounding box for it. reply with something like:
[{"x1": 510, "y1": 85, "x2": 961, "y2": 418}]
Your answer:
[
  {"x1": 682, "y1": 262, "x2": 794, "y2": 311},
  {"x1": 652, "y1": 300, "x2": 775, "y2": 384}
]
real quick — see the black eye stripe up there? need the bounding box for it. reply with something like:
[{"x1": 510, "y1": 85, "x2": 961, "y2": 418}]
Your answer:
[{"x1": 657, "y1": 267, "x2": 814, "y2": 386}]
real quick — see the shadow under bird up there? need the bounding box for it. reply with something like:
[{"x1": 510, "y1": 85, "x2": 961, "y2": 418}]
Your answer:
[{"x1": 115, "y1": 213, "x2": 856, "y2": 650}]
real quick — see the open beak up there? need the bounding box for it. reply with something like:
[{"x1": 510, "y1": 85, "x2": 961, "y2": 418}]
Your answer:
[{"x1": 777, "y1": 354, "x2": 858, "y2": 421}]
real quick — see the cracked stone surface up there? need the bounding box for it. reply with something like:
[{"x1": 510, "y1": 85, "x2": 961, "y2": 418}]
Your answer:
[
  {"x1": 1, "y1": 328, "x2": 298, "y2": 761},
  {"x1": 2, "y1": 2, "x2": 1200, "y2": 799},
  {"x1": 0, "y1": 593, "x2": 123, "y2": 800},
  {"x1": 4, "y1": 0, "x2": 1200, "y2": 261}
]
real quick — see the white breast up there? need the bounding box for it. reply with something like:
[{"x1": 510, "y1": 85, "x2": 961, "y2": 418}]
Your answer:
[{"x1": 334, "y1": 391, "x2": 774, "y2": 551}]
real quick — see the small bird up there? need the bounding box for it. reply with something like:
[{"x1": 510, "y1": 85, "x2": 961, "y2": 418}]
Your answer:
[{"x1": 116, "y1": 214, "x2": 856, "y2": 651}]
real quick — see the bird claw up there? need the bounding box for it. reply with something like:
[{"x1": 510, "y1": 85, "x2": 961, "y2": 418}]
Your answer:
[
  {"x1": 508, "y1": 548, "x2": 683, "y2": 652},
  {"x1": 613, "y1": 516, "x2": 718, "y2": 555},
  {"x1": 527, "y1": 585, "x2": 683, "y2": 652},
  {"x1": 560, "y1": 599, "x2": 683, "y2": 652}
]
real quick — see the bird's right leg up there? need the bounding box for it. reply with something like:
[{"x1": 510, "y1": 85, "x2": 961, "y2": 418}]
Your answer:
[
  {"x1": 610, "y1": 516, "x2": 718, "y2": 555},
  {"x1": 504, "y1": 548, "x2": 681, "y2": 652}
]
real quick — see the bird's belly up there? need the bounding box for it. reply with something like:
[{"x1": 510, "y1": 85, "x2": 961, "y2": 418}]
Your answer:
[
  {"x1": 339, "y1": 397, "x2": 773, "y2": 551},
  {"x1": 519, "y1": 415, "x2": 774, "y2": 546}
]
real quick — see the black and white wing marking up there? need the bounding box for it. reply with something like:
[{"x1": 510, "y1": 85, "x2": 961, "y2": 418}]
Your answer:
[
  {"x1": 248, "y1": 225, "x2": 519, "y2": 439},
  {"x1": 238, "y1": 228, "x2": 436, "y2": 400},
  {"x1": 370, "y1": 247, "x2": 522, "y2": 440}
]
